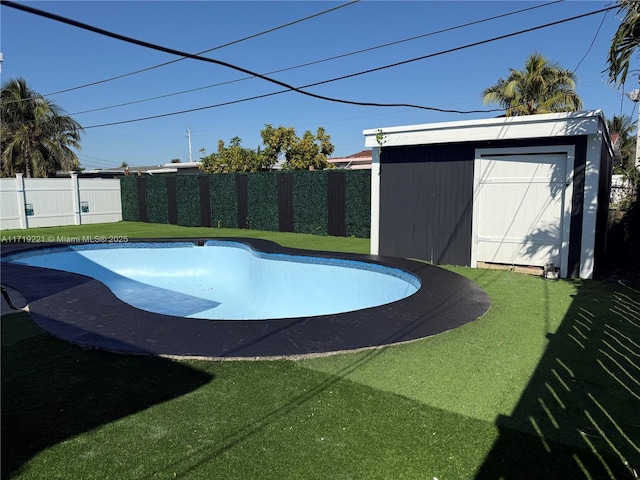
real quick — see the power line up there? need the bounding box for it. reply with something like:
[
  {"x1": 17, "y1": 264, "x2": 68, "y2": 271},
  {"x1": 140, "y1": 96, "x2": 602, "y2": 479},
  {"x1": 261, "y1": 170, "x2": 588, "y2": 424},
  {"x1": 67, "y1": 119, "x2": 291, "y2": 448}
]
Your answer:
[
  {"x1": 1, "y1": 1, "x2": 619, "y2": 128},
  {"x1": 1, "y1": 0, "x2": 616, "y2": 128},
  {"x1": 80, "y1": 4, "x2": 621, "y2": 127},
  {"x1": 69, "y1": 0, "x2": 565, "y2": 116},
  {"x1": 0, "y1": 0, "x2": 500, "y2": 115},
  {"x1": 42, "y1": 0, "x2": 360, "y2": 97},
  {"x1": 303, "y1": 5, "x2": 618, "y2": 89},
  {"x1": 286, "y1": 0, "x2": 565, "y2": 72},
  {"x1": 572, "y1": 2, "x2": 610, "y2": 74},
  {"x1": 76, "y1": 153, "x2": 123, "y2": 168}
]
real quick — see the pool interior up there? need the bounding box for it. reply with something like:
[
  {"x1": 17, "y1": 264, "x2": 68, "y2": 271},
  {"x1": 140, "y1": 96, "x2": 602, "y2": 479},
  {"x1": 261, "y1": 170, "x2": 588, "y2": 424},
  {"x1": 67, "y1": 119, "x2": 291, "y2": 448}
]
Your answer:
[{"x1": 3, "y1": 240, "x2": 421, "y2": 320}]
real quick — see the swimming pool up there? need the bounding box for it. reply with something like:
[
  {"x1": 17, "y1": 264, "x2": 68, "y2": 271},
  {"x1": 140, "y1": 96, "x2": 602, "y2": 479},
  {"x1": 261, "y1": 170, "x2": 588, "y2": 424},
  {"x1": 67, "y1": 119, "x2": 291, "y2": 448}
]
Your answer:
[
  {"x1": 1, "y1": 239, "x2": 491, "y2": 358},
  {"x1": 4, "y1": 241, "x2": 420, "y2": 320}
]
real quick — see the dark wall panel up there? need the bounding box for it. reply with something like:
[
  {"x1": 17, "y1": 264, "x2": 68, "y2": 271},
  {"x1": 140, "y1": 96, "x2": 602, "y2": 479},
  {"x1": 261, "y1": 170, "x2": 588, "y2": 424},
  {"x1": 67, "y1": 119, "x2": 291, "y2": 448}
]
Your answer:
[
  {"x1": 136, "y1": 176, "x2": 147, "y2": 222},
  {"x1": 594, "y1": 138, "x2": 613, "y2": 276},
  {"x1": 199, "y1": 176, "x2": 212, "y2": 227},
  {"x1": 328, "y1": 172, "x2": 347, "y2": 237},
  {"x1": 278, "y1": 173, "x2": 294, "y2": 232},
  {"x1": 166, "y1": 176, "x2": 178, "y2": 225},
  {"x1": 236, "y1": 174, "x2": 249, "y2": 229},
  {"x1": 379, "y1": 144, "x2": 474, "y2": 266},
  {"x1": 567, "y1": 138, "x2": 587, "y2": 277}
]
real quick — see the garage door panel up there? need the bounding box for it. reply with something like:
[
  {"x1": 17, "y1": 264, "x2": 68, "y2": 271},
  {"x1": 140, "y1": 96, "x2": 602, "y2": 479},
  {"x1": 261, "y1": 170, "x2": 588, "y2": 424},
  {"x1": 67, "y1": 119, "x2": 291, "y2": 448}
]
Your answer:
[
  {"x1": 479, "y1": 154, "x2": 566, "y2": 181},
  {"x1": 475, "y1": 152, "x2": 567, "y2": 268},
  {"x1": 477, "y1": 184, "x2": 563, "y2": 238},
  {"x1": 478, "y1": 240, "x2": 561, "y2": 266}
]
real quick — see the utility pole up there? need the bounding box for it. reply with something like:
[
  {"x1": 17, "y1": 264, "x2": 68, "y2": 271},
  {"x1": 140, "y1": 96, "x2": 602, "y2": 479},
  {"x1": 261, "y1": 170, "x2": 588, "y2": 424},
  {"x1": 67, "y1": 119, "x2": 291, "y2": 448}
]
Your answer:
[{"x1": 187, "y1": 128, "x2": 193, "y2": 162}]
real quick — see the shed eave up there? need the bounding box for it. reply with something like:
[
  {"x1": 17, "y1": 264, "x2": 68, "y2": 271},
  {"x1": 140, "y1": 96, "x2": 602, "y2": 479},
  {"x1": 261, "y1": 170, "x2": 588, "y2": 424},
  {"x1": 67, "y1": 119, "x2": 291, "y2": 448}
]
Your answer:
[{"x1": 363, "y1": 110, "x2": 606, "y2": 148}]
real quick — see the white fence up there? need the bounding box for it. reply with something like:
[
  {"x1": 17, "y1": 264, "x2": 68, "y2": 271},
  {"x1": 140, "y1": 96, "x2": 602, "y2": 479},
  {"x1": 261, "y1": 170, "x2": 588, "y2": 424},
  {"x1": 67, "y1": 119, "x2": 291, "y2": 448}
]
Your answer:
[
  {"x1": 610, "y1": 174, "x2": 635, "y2": 206},
  {"x1": 0, "y1": 174, "x2": 122, "y2": 230}
]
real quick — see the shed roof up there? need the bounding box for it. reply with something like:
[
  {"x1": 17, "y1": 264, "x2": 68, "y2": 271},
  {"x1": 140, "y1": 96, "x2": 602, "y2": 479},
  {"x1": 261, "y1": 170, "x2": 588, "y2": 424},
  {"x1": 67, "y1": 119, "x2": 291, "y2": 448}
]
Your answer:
[{"x1": 363, "y1": 110, "x2": 611, "y2": 150}]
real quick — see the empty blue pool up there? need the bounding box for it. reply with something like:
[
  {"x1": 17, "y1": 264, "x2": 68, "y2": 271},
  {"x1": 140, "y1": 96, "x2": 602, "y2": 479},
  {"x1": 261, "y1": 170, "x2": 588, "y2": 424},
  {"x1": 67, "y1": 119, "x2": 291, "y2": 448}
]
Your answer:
[{"x1": 3, "y1": 241, "x2": 420, "y2": 320}]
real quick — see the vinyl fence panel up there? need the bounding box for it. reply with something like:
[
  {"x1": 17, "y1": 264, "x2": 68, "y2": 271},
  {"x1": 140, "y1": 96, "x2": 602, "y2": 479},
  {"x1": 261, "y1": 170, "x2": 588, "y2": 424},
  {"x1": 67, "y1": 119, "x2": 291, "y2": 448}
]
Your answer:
[
  {"x1": 0, "y1": 176, "x2": 25, "y2": 230},
  {"x1": 0, "y1": 174, "x2": 122, "y2": 230},
  {"x1": 78, "y1": 178, "x2": 123, "y2": 225},
  {"x1": 23, "y1": 177, "x2": 77, "y2": 228}
]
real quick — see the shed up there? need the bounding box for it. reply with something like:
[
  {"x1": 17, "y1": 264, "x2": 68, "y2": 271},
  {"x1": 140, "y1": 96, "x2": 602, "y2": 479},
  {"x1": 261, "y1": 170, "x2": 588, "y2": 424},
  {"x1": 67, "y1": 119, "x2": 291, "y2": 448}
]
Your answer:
[{"x1": 363, "y1": 110, "x2": 614, "y2": 279}]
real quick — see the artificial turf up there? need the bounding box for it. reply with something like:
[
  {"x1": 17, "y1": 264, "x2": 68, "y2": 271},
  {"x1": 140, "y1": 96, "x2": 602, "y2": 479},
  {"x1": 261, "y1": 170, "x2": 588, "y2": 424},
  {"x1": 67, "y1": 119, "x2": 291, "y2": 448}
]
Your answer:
[
  {"x1": 1, "y1": 222, "x2": 639, "y2": 479},
  {"x1": 0, "y1": 221, "x2": 370, "y2": 254}
]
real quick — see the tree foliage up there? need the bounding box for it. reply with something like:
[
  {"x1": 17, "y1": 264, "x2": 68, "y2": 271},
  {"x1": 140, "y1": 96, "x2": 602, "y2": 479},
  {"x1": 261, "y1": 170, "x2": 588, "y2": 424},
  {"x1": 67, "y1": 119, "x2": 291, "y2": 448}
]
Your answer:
[
  {"x1": 1, "y1": 77, "x2": 83, "y2": 178},
  {"x1": 607, "y1": 114, "x2": 638, "y2": 180},
  {"x1": 260, "y1": 124, "x2": 335, "y2": 171},
  {"x1": 199, "y1": 125, "x2": 336, "y2": 173},
  {"x1": 607, "y1": 0, "x2": 640, "y2": 86},
  {"x1": 482, "y1": 52, "x2": 583, "y2": 116},
  {"x1": 260, "y1": 124, "x2": 297, "y2": 167},
  {"x1": 199, "y1": 136, "x2": 269, "y2": 173}
]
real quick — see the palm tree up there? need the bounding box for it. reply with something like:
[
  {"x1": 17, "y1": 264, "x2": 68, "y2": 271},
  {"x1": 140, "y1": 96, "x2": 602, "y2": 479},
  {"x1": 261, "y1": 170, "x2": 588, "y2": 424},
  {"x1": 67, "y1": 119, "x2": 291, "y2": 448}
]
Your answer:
[
  {"x1": 607, "y1": 0, "x2": 640, "y2": 86},
  {"x1": 482, "y1": 52, "x2": 583, "y2": 116},
  {"x1": 1, "y1": 77, "x2": 83, "y2": 177},
  {"x1": 607, "y1": 114, "x2": 637, "y2": 171}
]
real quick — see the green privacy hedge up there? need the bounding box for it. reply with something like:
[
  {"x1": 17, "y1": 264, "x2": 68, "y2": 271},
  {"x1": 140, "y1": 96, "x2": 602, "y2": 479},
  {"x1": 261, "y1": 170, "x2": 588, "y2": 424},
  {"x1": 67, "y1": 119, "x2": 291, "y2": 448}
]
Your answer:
[
  {"x1": 292, "y1": 171, "x2": 328, "y2": 236},
  {"x1": 247, "y1": 172, "x2": 278, "y2": 232},
  {"x1": 210, "y1": 174, "x2": 237, "y2": 229},
  {"x1": 346, "y1": 170, "x2": 370, "y2": 238},
  {"x1": 145, "y1": 175, "x2": 169, "y2": 224},
  {"x1": 120, "y1": 176, "x2": 138, "y2": 221},
  {"x1": 175, "y1": 175, "x2": 201, "y2": 227},
  {"x1": 121, "y1": 170, "x2": 370, "y2": 237}
]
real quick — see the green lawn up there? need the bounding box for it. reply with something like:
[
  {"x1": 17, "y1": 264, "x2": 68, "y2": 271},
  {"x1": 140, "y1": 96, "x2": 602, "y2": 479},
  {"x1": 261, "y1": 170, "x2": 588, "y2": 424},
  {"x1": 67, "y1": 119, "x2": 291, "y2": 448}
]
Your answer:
[
  {"x1": 2, "y1": 222, "x2": 639, "y2": 479},
  {"x1": 0, "y1": 221, "x2": 370, "y2": 254}
]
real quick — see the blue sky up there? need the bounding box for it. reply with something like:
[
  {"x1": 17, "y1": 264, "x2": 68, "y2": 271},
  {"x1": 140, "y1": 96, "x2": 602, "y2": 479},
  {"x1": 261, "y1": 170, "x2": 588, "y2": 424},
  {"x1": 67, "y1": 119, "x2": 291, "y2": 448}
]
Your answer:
[{"x1": 1, "y1": 1, "x2": 636, "y2": 170}]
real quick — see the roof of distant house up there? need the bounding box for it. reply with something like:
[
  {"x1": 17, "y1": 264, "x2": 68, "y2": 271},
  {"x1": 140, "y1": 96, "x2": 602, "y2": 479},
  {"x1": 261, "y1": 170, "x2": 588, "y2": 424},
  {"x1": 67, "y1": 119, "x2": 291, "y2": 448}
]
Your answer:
[
  {"x1": 345, "y1": 149, "x2": 372, "y2": 158},
  {"x1": 328, "y1": 149, "x2": 372, "y2": 170}
]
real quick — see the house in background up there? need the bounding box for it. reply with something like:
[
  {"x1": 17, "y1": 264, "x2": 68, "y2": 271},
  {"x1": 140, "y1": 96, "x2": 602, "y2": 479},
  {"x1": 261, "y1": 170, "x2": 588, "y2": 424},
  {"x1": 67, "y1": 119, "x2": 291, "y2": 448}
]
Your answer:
[
  {"x1": 364, "y1": 110, "x2": 614, "y2": 279},
  {"x1": 328, "y1": 149, "x2": 372, "y2": 169},
  {"x1": 78, "y1": 161, "x2": 203, "y2": 178}
]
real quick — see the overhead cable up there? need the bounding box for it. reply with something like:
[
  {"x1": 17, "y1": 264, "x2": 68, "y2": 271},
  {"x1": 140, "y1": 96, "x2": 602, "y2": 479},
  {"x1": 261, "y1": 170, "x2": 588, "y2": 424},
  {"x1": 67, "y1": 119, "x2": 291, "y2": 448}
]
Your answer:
[
  {"x1": 70, "y1": 0, "x2": 565, "y2": 116},
  {"x1": 0, "y1": 0, "x2": 502, "y2": 115},
  {"x1": 1, "y1": 0, "x2": 619, "y2": 127},
  {"x1": 42, "y1": 0, "x2": 360, "y2": 96},
  {"x1": 572, "y1": 2, "x2": 610, "y2": 74},
  {"x1": 303, "y1": 5, "x2": 617, "y2": 88}
]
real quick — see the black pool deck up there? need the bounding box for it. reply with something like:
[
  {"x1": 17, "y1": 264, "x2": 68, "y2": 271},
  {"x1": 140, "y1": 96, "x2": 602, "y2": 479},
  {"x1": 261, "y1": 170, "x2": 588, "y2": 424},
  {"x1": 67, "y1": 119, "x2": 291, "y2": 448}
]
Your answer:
[{"x1": 0, "y1": 239, "x2": 491, "y2": 359}]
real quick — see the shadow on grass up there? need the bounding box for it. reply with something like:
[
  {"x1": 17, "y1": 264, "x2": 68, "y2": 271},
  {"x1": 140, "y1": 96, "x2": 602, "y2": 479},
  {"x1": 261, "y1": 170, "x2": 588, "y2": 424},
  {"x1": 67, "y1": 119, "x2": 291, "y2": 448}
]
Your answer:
[
  {"x1": 476, "y1": 280, "x2": 640, "y2": 479},
  {"x1": 1, "y1": 313, "x2": 213, "y2": 479}
]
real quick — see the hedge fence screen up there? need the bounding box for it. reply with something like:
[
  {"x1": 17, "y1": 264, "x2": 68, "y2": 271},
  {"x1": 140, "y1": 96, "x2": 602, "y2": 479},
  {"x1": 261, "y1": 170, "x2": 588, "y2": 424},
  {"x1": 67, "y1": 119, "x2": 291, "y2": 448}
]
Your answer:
[{"x1": 120, "y1": 170, "x2": 370, "y2": 238}]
